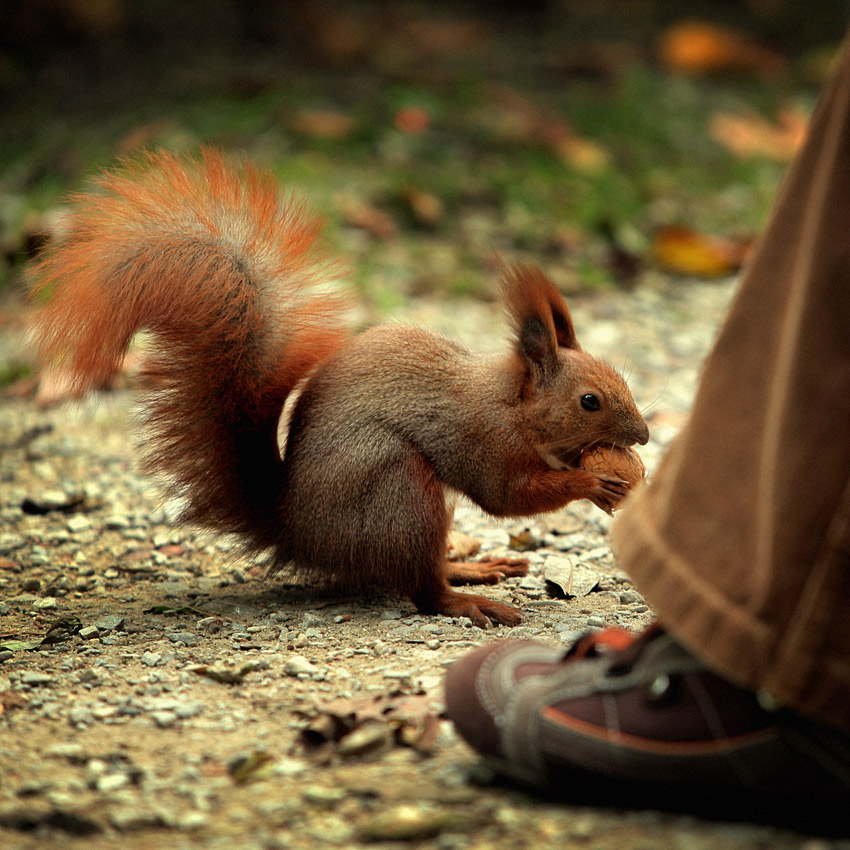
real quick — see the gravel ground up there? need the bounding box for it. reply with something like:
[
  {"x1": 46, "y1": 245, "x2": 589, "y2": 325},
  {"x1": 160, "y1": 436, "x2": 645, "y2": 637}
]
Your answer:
[{"x1": 1, "y1": 275, "x2": 843, "y2": 850}]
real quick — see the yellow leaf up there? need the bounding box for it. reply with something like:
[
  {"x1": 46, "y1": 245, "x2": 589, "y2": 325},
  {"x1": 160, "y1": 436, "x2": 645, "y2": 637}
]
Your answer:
[
  {"x1": 657, "y1": 20, "x2": 786, "y2": 77},
  {"x1": 652, "y1": 226, "x2": 749, "y2": 278},
  {"x1": 709, "y1": 106, "x2": 808, "y2": 162}
]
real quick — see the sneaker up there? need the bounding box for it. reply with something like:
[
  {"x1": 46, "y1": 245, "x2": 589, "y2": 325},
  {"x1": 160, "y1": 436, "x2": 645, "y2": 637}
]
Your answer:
[{"x1": 444, "y1": 626, "x2": 850, "y2": 834}]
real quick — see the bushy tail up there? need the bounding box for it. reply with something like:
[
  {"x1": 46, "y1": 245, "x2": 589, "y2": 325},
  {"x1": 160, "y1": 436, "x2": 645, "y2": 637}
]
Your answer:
[{"x1": 30, "y1": 148, "x2": 348, "y2": 550}]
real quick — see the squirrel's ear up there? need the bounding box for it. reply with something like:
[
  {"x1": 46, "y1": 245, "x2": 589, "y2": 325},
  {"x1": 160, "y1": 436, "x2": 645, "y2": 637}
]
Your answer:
[{"x1": 501, "y1": 264, "x2": 580, "y2": 375}]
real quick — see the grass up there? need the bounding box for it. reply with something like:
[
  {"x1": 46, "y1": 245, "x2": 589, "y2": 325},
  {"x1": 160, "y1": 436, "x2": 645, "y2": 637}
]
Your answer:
[{"x1": 0, "y1": 22, "x2": 823, "y2": 299}]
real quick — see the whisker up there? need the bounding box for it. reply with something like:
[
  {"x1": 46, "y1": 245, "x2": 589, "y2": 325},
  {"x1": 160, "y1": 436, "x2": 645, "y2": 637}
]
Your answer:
[{"x1": 640, "y1": 383, "x2": 668, "y2": 418}]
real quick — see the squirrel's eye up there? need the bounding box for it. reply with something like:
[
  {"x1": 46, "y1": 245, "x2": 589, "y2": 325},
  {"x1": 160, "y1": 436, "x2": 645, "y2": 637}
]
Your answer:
[{"x1": 581, "y1": 393, "x2": 601, "y2": 411}]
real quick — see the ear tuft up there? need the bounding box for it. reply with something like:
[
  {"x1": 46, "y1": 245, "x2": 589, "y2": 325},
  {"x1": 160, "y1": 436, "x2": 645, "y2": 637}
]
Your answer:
[
  {"x1": 500, "y1": 264, "x2": 580, "y2": 377},
  {"x1": 500, "y1": 264, "x2": 580, "y2": 352}
]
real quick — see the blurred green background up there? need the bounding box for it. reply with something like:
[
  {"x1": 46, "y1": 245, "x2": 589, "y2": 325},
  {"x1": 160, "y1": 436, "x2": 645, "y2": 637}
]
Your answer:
[{"x1": 1, "y1": 0, "x2": 848, "y2": 305}]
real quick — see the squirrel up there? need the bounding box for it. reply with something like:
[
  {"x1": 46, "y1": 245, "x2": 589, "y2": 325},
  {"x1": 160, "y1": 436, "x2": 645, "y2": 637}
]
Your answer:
[{"x1": 30, "y1": 149, "x2": 649, "y2": 627}]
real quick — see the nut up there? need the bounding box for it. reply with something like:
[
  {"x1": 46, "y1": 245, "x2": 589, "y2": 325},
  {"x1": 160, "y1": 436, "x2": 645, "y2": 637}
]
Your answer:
[{"x1": 581, "y1": 444, "x2": 646, "y2": 491}]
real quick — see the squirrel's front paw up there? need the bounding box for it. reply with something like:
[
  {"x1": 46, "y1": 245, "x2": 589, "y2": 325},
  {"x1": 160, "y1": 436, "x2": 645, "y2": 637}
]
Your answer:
[
  {"x1": 588, "y1": 473, "x2": 631, "y2": 515},
  {"x1": 444, "y1": 557, "x2": 529, "y2": 586}
]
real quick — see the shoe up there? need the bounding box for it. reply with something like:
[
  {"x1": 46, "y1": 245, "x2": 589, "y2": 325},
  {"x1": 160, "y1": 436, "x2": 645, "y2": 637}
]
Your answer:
[{"x1": 444, "y1": 626, "x2": 850, "y2": 835}]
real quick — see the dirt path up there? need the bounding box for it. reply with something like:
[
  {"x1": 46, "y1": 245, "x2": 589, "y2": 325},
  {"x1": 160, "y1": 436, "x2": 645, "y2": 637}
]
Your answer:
[{"x1": 1, "y1": 280, "x2": 838, "y2": 849}]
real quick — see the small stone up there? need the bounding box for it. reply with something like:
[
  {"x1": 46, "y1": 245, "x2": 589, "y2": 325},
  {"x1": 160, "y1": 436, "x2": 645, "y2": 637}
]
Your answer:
[
  {"x1": 97, "y1": 772, "x2": 130, "y2": 793},
  {"x1": 32, "y1": 597, "x2": 58, "y2": 611},
  {"x1": 337, "y1": 720, "x2": 392, "y2": 757},
  {"x1": 176, "y1": 811, "x2": 208, "y2": 831},
  {"x1": 358, "y1": 805, "x2": 468, "y2": 842},
  {"x1": 586, "y1": 616, "x2": 605, "y2": 628},
  {"x1": 150, "y1": 710, "x2": 177, "y2": 728},
  {"x1": 109, "y1": 806, "x2": 167, "y2": 832},
  {"x1": 104, "y1": 514, "x2": 131, "y2": 530},
  {"x1": 301, "y1": 784, "x2": 347, "y2": 806},
  {"x1": 21, "y1": 671, "x2": 53, "y2": 687},
  {"x1": 66, "y1": 515, "x2": 92, "y2": 533},
  {"x1": 79, "y1": 625, "x2": 100, "y2": 640},
  {"x1": 69, "y1": 705, "x2": 95, "y2": 726},
  {"x1": 166, "y1": 631, "x2": 202, "y2": 646},
  {"x1": 94, "y1": 615, "x2": 125, "y2": 633},
  {"x1": 618, "y1": 590, "x2": 642, "y2": 605},
  {"x1": 45, "y1": 742, "x2": 88, "y2": 763},
  {"x1": 174, "y1": 702, "x2": 204, "y2": 719},
  {"x1": 272, "y1": 758, "x2": 308, "y2": 777},
  {"x1": 0, "y1": 534, "x2": 25, "y2": 553},
  {"x1": 380, "y1": 609, "x2": 403, "y2": 620},
  {"x1": 302, "y1": 612, "x2": 324, "y2": 628},
  {"x1": 518, "y1": 575, "x2": 545, "y2": 590},
  {"x1": 140, "y1": 651, "x2": 162, "y2": 667},
  {"x1": 283, "y1": 655, "x2": 319, "y2": 677}
]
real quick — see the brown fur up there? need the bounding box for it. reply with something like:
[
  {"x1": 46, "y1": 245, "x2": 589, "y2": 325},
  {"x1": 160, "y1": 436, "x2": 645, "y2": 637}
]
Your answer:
[{"x1": 30, "y1": 150, "x2": 649, "y2": 627}]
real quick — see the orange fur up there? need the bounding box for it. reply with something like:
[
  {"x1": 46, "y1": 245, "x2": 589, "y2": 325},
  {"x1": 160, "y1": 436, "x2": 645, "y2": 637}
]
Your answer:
[
  {"x1": 30, "y1": 149, "x2": 348, "y2": 545},
  {"x1": 29, "y1": 151, "x2": 648, "y2": 627}
]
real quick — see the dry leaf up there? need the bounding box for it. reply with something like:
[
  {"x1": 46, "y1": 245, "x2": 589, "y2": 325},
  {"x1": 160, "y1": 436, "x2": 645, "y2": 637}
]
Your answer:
[
  {"x1": 447, "y1": 530, "x2": 481, "y2": 559},
  {"x1": 398, "y1": 186, "x2": 443, "y2": 228},
  {"x1": 652, "y1": 225, "x2": 750, "y2": 278},
  {"x1": 508, "y1": 528, "x2": 540, "y2": 552},
  {"x1": 709, "y1": 106, "x2": 808, "y2": 161},
  {"x1": 292, "y1": 110, "x2": 354, "y2": 140},
  {"x1": 341, "y1": 198, "x2": 398, "y2": 240},
  {"x1": 394, "y1": 106, "x2": 430, "y2": 135},
  {"x1": 657, "y1": 20, "x2": 787, "y2": 77},
  {"x1": 486, "y1": 85, "x2": 608, "y2": 172},
  {"x1": 544, "y1": 558, "x2": 600, "y2": 599}
]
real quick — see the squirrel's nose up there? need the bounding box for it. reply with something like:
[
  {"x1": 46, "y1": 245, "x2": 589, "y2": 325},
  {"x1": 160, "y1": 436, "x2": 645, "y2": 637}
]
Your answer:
[{"x1": 633, "y1": 419, "x2": 650, "y2": 446}]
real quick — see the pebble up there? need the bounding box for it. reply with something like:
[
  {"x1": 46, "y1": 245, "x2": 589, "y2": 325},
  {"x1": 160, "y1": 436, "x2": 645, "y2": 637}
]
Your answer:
[
  {"x1": 95, "y1": 615, "x2": 125, "y2": 632},
  {"x1": 20, "y1": 671, "x2": 54, "y2": 687},
  {"x1": 69, "y1": 705, "x2": 95, "y2": 726},
  {"x1": 66, "y1": 515, "x2": 92, "y2": 533},
  {"x1": 283, "y1": 655, "x2": 319, "y2": 677},
  {"x1": 151, "y1": 710, "x2": 178, "y2": 728}
]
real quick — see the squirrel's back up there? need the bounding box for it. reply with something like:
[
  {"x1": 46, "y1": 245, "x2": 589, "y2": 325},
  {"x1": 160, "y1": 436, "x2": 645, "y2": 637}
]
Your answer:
[{"x1": 30, "y1": 149, "x2": 349, "y2": 548}]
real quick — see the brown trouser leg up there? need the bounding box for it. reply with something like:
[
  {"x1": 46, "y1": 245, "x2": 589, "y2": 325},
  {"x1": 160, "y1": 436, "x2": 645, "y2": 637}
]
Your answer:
[{"x1": 613, "y1": 38, "x2": 850, "y2": 731}]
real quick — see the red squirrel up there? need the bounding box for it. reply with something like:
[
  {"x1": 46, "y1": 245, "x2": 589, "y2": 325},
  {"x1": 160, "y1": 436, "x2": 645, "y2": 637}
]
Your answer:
[{"x1": 30, "y1": 149, "x2": 649, "y2": 627}]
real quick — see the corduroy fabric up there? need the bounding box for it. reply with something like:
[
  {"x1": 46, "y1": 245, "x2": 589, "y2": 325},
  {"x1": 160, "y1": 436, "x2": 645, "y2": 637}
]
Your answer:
[{"x1": 613, "y1": 35, "x2": 850, "y2": 731}]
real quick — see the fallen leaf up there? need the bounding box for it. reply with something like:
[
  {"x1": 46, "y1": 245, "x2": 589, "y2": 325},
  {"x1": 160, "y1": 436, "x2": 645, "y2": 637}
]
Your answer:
[
  {"x1": 398, "y1": 186, "x2": 443, "y2": 229},
  {"x1": 446, "y1": 530, "x2": 481, "y2": 559},
  {"x1": 486, "y1": 85, "x2": 609, "y2": 172},
  {"x1": 544, "y1": 558, "x2": 600, "y2": 598},
  {"x1": 228, "y1": 750, "x2": 274, "y2": 785},
  {"x1": 709, "y1": 105, "x2": 808, "y2": 161},
  {"x1": 0, "y1": 616, "x2": 82, "y2": 652},
  {"x1": 508, "y1": 528, "x2": 540, "y2": 552},
  {"x1": 341, "y1": 197, "x2": 398, "y2": 240},
  {"x1": 657, "y1": 20, "x2": 787, "y2": 77},
  {"x1": 652, "y1": 225, "x2": 750, "y2": 278},
  {"x1": 292, "y1": 109, "x2": 354, "y2": 140},
  {"x1": 394, "y1": 106, "x2": 430, "y2": 135},
  {"x1": 300, "y1": 692, "x2": 443, "y2": 761},
  {"x1": 190, "y1": 661, "x2": 261, "y2": 685}
]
